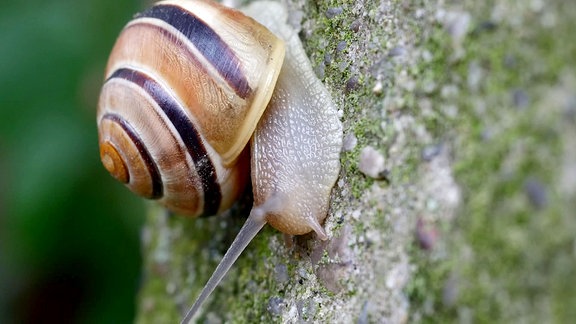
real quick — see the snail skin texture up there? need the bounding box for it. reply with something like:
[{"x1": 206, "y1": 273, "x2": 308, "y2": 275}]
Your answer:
[{"x1": 96, "y1": 0, "x2": 342, "y2": 321}]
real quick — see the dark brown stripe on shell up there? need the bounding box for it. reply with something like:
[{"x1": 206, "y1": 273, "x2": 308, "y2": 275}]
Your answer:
[
  {"x1": 102, "y1": 113, "x2": 163, "y2": 199},
  {"x1": 136, "y1": 4, "x2": 252, "y2": 99},
  {"x1": 107, "y1": 68, "x2": 222, "y2": 216}
]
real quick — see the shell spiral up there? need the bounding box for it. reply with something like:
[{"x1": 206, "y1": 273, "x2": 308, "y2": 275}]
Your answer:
[{"x1": 97, "y1": 0, "x2": 286, "y2": 216}]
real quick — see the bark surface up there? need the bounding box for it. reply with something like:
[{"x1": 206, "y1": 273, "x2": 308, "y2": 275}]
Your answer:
[{"x1": 136, "y1": 0, "x2": 576, "y2": 322}]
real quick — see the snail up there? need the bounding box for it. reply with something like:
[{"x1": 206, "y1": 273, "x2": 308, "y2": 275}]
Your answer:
[{"x1": 96, "y1": 0, "x2": 342, "y2": 321}]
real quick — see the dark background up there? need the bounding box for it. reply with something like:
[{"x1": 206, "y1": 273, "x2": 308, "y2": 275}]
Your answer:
[{"x1": 0, "y1": 0, "x2": 151, "y2": 322}]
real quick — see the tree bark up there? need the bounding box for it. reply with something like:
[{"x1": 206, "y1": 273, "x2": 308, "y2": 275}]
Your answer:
[{"x1": 135, "y1": 0, "x2": 576, "y2": 323}]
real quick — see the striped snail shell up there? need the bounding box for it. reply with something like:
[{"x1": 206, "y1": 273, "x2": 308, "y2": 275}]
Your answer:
[
  {"x1": 98, "y1": 0, "x2": 284, "y2": 216},
  {"x1": 97, "y1": 0, "x2": 342, "y2": 320}
]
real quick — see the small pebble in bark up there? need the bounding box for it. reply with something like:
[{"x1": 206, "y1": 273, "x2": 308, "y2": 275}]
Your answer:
[
  {"x1": 297, "y1": 267, "x2": 308, "y2": 280},
  {"x1": 388, "y1": 46, "x2": 407, "y2": 57},
  {"x1": 359, "y1": 146, "x2": 386, "y2": 179},
  {"x1": 336, "y1": 40, "x2": 347, "y2": 53},
  {"x1": 324, "y1": 52, "x2": 332, "y2": 66},
  {"x1": 512, "y1": 88, "x2": 530, "y2": 108},
  {"x1": 443, "y1": 11, "x2": 471, "y2": 43},
  {"x1": 372, "y1": 80, "x2": 383, "y2": 95},
  {"x1": 342, "y1": 133, "x2": 358, "y2": 152},
  {"x1": 472, "y1": 20, "x2": 498, "y2": 35},
  {"x1": 524, "y1": 178, "x2": 548, "y2": 210},
  {"x1": 274, "y1": 263, "x2": 289, "y2": 283},
  {"x1": 316, "y1": 263, "x2": 349, "y2": 293},
  {"x1": 267, "y1": 297, "x2": 285, "y2": 316},
  {"x1": 325, "y1": 7, "x2": 343, "y2": 19},
  {"x1": 421, "y1": 143, "x2": 443, "y2": 162},
  {"x1": 415, "y1": 218, "x2": 439, "y2": 250},
  {"x1": 345, "y1": 75, "x2": 359, "y2": 94},
  {"x1": 349, "y1": 19, "x2": 361, "y2": 32}
]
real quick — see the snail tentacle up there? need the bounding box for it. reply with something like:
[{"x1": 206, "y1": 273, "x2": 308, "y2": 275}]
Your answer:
[{"x1": 181, "y1": 209, "x2": 267, "y2": 324}]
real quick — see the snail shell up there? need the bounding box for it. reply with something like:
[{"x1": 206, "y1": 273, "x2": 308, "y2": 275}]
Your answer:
[
  {"x1": 97, "y1": 0, "x2": 342, "y2": 320},
  {"x1": 98, "y1": 0, "x2": 285, "y2": 216}
]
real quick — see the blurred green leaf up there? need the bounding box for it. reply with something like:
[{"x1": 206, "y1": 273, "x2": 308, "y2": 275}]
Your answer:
[{"x1": 0, "y1": 0, "x2": 147, "y2": 322}]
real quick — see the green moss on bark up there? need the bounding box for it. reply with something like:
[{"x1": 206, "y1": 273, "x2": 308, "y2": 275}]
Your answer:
[{"x1": 135, "y1": 0, "x2": 576, "y2": 322}]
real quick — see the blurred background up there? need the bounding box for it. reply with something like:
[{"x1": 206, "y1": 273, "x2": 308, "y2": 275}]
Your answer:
[
  {"x1": 3, "y1": 0, "x2": 575, "y2": 323},
  {"x1": 0, "y1": 0, "x2": 150, "y2": 322}
]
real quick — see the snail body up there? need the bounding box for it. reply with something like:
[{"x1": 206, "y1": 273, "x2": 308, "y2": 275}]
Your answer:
[{"x1": 97, "y1": 0, "x2": 342, "y2": 321}]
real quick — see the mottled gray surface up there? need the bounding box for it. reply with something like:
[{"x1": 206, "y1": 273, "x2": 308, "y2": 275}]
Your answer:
[{"x1": 137, "y1": 0, "x2": 576, "y2": 323}]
